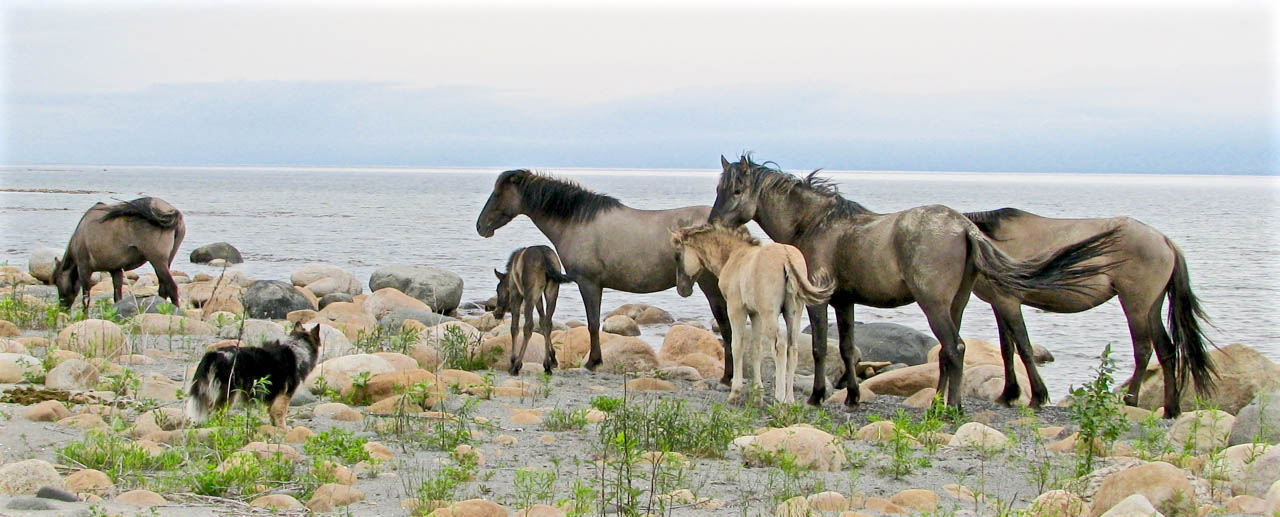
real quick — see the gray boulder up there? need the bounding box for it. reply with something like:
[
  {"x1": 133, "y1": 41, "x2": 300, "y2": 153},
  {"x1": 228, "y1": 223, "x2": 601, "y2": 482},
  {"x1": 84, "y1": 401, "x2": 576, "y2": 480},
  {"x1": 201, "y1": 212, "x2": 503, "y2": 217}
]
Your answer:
[
  {"x1": 189, "y1": 242, "x2": 243, "y2": 264},
  {"x1": 113, "y1": 295, "x2": 174, "y2": 319},
  {"x1": 804, "y1": 321, "x2": 937, "y2": 366},
  {"x1": 242, "y1": 280, "x2": 313, "y2": 320},
  {"x1": 378, "y1": 307, "x2": 457, "y2": 330},
  {"x1": 221, "y1": 319, "x2": 287, "y2": 346},
  {"x1": 1230, "y1": 390, "x2": 1280, "y2": 446},
  {"x1": 27, "y1": 247, "x2": 62, "y2": 284},
  {"x1": 369, "y1": 266, "x2": 464, "y2": 313},
  {"x1": 318, "y1": 293, "x2": 353, "y2": 310}
]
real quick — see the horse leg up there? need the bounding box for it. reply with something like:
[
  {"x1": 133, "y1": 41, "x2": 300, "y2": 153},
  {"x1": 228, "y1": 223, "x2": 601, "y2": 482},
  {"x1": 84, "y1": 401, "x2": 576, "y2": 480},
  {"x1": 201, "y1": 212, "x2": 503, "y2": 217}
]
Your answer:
[
  {"x1": 507, "y1": 293, "x2": 525, "y2": 375},
  {"x1": 782, "y1": 296, "x2": 803, "y2": 404},
  {"x1": 579, "y1": 280, "x2": 604, "y2": 371},
  {"x1": 77, "y1": 263, "x2": 94, "y2": 315},
  {"x1": 750, "y1": 311, "x2": 773, "y2": 406},
  {"x1": 1120, "y1": 296, "x2": 1157, "y2": 409},
  {"x1": 518, "y1": 296, "x2": 537, "y2": 376},
  {"x1": 805, "y1": 303, "x2": 830, "y2": 406},
  {"x1": 110, "y1": 270, "x2": 125, "y2": 304},
  {"x1": 1147, "y1": 305, "x2": 1182, "y2": 418},
  {"x1": 698, "y1": 278, "x2": 734, "y2": 386},
  {"x1": 726, "y1": 305, "x2": 749, "y2": 405},
  {"x1": 542, "y1": 283, "x2": 560, "y2": 372},
  {"x1": 771, "y1": 312, "x2": 788, "y2": 404},
  {"x1": 922, "y1": 300, "x2": 966, "y2": 410},
  {"x1": 833, "y1": 301, "x2": 860, "y2": 409},
  {"x1": 1007, "y1": 310, "x2": 1051, "y2": 409},
  {"x1": 151, "y1": 255, "x2": 181, "y2": 308}
]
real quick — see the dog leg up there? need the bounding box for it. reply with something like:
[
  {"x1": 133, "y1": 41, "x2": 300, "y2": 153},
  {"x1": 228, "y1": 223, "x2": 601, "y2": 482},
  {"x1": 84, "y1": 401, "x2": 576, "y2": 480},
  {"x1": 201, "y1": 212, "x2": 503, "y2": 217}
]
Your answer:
[{"x1": 269, "y1": 393, "x2": 291, "y2": 429}]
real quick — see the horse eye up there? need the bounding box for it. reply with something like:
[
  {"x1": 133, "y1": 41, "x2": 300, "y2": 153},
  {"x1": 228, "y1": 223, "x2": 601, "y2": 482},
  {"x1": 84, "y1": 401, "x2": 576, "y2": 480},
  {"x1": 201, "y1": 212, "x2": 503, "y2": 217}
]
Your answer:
[{"x1": 733, "y1": 188, "x2": 743, "y2": 195}]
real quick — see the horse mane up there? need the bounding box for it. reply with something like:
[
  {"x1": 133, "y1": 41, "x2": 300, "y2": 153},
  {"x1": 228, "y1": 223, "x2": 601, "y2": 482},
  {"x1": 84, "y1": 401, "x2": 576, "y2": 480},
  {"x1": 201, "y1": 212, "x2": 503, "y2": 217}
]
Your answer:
[
  {"x1": 498, "y1": 169, "x2": 622, "y2": 222},
  {"x1": 98, "y1": 197, "x2": 180, "y2": 229},
  {"x1": 671, "y1": 223, "x2": 759, "y2": 248},
  {"x1": 725, "y1": 154, "x2": 872, "y2": 224},
  {"x1": 964, "y1": 207, "x2": 1027, "y2": 235}
]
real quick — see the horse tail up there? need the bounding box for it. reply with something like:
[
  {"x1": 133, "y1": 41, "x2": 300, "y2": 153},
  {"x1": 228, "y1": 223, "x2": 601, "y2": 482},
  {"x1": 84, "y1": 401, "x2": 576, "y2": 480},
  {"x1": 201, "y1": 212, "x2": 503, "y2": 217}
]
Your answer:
[
  {"x1": 540, "y1": 249, "x2": 574, "y2": 284},
  {"x1": 1164, "y1": 238, "x2": 1216, "y2": 396},
  {"x1": 786, "y1": 259, "x2": 834, "y2": 306},
  {"x1": 965, "y1": 224, "x2": 1124, "y2": 295},
  {"x1": 99, "y1": 197, "x2": 181, "y2": 229}
]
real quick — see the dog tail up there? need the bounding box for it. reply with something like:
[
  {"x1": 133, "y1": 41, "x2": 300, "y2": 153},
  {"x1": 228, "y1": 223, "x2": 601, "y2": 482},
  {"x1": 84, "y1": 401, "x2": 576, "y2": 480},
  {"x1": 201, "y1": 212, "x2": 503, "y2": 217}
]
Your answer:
[{"x1": 186, "y1": 350, "x2": 230, "y2": 423}]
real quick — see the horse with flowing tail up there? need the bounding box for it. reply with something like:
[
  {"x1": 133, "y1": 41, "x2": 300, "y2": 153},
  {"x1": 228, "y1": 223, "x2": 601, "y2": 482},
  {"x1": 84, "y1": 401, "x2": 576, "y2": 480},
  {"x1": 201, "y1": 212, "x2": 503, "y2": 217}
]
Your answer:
[
  {"x1": 477, "y1": 169, "x2": 736, "y2": 377},
  {"x1": 54, "y1": 197, "x2": 186, "y2": 313},
  {"x1": 709, "y1": 155, "x2": 1122, "y2": 410},
  {"x1": 965, "y1": 208, "x2": 1215, "y2": 417},
  {"x1": 671, "y1": 224, "x2": 834, "y2": 405},
  {"x1": 493, "y1": 245, "x2": 575, "y2": 375}
]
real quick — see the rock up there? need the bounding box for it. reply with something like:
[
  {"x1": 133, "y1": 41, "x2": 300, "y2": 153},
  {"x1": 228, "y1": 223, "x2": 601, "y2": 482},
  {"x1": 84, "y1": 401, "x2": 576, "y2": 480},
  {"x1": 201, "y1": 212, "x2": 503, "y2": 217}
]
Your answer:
[
  {"x1": 1265, "y1": 479, "x2": 1280, "y2": 514},
  {"x1": 1098, "y1": 493, "x2": 1159, "y2": 517},
  {"x1": 657, "y1": 365, "x2": 702, "y2": 381},
  {"x1": 1225, "y1": 494, "x2": 1267, "y2": 514},
  {"x1": 362, "y1": 369, "x2": 440, "y2": 403},
  {"x1": 807, "y1": 492, "x2": 849, "y2": 512},
  {"x1": 59, "y1": 413, "x2": 108, "y2": 431},
  {"x1": 25, "y1": 400, "x2": 71, "y2": 421},
  {"x1": 861, "y1": 363, "x2": 938, "y2": 397},
  {"x1": 65, "y1": 469, "x2": 113, "y2": 493},
  {"x1": 608, "y1": 303, "x2": 673, "y2": 325},
  {"x1": 948, "y1": 422, "x2": 1008, "y2": 450},
  {"x1": 515, "y1": 504, "x2": 564, "y2": 517},
  {"x1": 305, "y1": 322, "x2": 355, "y2": 361},
  {"x1": 292, "y1": 264, "x2": 362, "y2": 296},
  {"x1": 438, "y1": 369, "x2": 485, "y2": 388},
  {"x1": 368, "y1": 395, "x2": 422, "y2": 415},
  {"x1": 863, "y1": 497, "x2": 907, "y2": 514},
  {"x1": 677, "y1": 353, "x2": 724, "y2": 380},
  {"x1": 7, "y1": 496, "x2": 59, "y2": 510},
  {"x1": 0, "y1": 459, "x2": 64, "y2": 495},
  {"x1": 240, "y1": 442, "x2": 302, "y2": 461},
  {"x1": 28, "y1": 247, "x2": 62, "y2": 283},
  {"x1": 380, "y1": 307, "x2": 457, "y2": 332},
  {"x1": 116, "y1": 489, "x2": 166, "y2": 506},
  {"x1": 56, "y1": 319, "x2": 129, "y2": 359},
  {"x1": 601, "y1": 337, "x2": 660, "y2": 372},
  {"x1": 1135, "y1": 343, "x2": 1280, "y2": 415},
  {"x1": 445, "y1": 499, "x2": 509, "y2": 517},
  {"x1": 314, "y1": 402, "x2": 354, "y2": 417},
  {"x1": 243, "y1": 280, "x2": 315, "y2": 319},
  {"x1": 889, "y1": 489, "x2": 939, "y2": 512},
  {"x1": 603, "y1": 315, "x2": 640, "y2": 336},
  {"x1": 366, "y1": 287, "x2": 432, "y2": 320},
  {"x1": 1090, "y1": 461, "x2": 1192, "y2": 517},
  {"x1": 626, "y1": 378, "x2": 675, "y2": 391},
  {"x1": 305, "y1": 354, "x2": 396, "y2": 393},
  {"x1": 134, "y1": 408, "x2": 185, "y2": 434},
  {"x1": 134, "y1": 313, "x2": 216, "y2": 336},
  {"x1": 1226, "y1": 445, "x2": 1280, "y2": 497},
  {"x1": 319, "y1": 292, "x2": 354, "y2": 309},
  {"x1": 747, "y1": 425, "x2": 843, "y2": 472},
  {"x1": 484, "y1": 333, "x2": 549, "y2": 371},
  {"x1": 35, "y1": 486, "x2": 77, "y2": 502},
  {"x1": 369, "y1": 265, "x2": 464, "y2": 314},
  {"x1": 112, "y1": 295, "x2": 173, "y2": 319},
  {"x1": 1229, "y1": 390, "x2": 1280, "y2": 446},
  {"x1": 855, "y1": 421, "x2": 896, "y2": 442},
  {"x1": 1030, "y1": 490, "x2": 1087, "y2": 516},
  {"x1": 849, "y1": 322, "x2": 937, "y2": 365},
  {"x1": 1033, "y1": 343, "x2": 1055, "y2": 363},
  {"x1": 133, "y1": 377, "x2": 181, "y2": 402},
  {"x1": 1168, "y1": 409, "x2": 1234, "y2": 454},
  {"x1": 252, "y1": 494, "x2": 304, "y2": 510},
  {"x1": 903, "y1": 387, "x2": 938, "y2": 408},
  {"x1": 223, "y1": 319, "x2": 287, "y2": 347},
  {"x1": 189, "y1": 242, "x2": 243, "y2": 264},
  {"x1": 775, "y1": 496, "x2": 811, "y2": 517},
  {"x1": 0, "y1": 320, "x2": 18, "y2": 338},
  {"x1": 659, "y1": 325, "x2": 724, "y2": 362},
  {"x1": 0, "y1": 353, "x2": 41, "y2": 383}
]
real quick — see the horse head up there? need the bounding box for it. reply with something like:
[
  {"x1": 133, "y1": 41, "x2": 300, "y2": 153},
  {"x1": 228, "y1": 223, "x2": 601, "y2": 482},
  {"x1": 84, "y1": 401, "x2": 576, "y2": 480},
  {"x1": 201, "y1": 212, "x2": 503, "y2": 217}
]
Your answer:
[
  {"x1": 52, "y1": 256, "x2": 78, "y2": 309},
  {"x1": 668, "y1": 231, "x2": 702, "y2": 298},
  {"x1": 492, "y1": 268, "x2": 511, "y2": 318},
  {"x1": 709, "y1": 155, "x2": 760, "y2": 227},
  {"x1": 476, "y1": 169, "x2": 526, "y2": 237}
]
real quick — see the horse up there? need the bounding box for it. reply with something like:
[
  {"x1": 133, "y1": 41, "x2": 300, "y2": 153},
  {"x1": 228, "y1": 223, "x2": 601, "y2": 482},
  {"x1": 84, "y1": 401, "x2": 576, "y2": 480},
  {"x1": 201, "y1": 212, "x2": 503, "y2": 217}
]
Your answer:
[
  {"x1": 476, "y1": 169, "x2": 736, "y2": 377},
  {"x1": 964, "y1": 208, "x2": 1214, "y2": 417},
  {"x1": 671, "y1": 224, "x2": 834, "y2": 405},
  {"x1": 708, "y1": 155, "x2": 1122, "y2": 410},
  {"x1": 54, "y1": 197, "x2": 186, "y2": 313},
  {"x1": 493, "y1": 245, "x2": 575, "y2": 375}
]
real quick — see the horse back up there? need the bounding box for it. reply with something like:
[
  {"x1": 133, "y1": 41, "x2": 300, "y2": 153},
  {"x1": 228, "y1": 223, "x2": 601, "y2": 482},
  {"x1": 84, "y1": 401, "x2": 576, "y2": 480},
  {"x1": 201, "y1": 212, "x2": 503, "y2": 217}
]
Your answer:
[
  {"x1": 69, "y1": 199, "x2": 182, "y2": 270},
  {"x1": 561, "y1": 205, "x2": 710, "y2": 293}
]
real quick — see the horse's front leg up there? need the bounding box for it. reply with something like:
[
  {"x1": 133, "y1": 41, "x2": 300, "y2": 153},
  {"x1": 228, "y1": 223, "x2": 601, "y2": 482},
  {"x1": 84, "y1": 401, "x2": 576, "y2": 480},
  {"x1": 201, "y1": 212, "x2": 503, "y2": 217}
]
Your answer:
[
  {"x1": 541, "y1": 283, "x2": 560, "y2": 373},
  {"x1": 517, "y1": 297, "x2": 537, "y2": 376},
  {"x1": 805, "y1": 303, "x2": 830, "y2": 406},
  {"x1": 77, "y1": 265, "x2": 94, "y2": 316},
  {"x1": 834, "y1": 302, "x2": 860, "y2": 409},
  {"x1": 110, "y1": 270, "x2": 125, "y2": 303},
  {"x1": 508, "y1": 294, "x2": 524, "y2": 376},
  {"x1": 726, "y1": 306, "x2": 749, "y2": 404},
  {"x1": 578, "y1": 280, "x2": 604, "y2": 371},
  {"x1": 698, "y1": 276, "x2": 733, "y2": 386}
]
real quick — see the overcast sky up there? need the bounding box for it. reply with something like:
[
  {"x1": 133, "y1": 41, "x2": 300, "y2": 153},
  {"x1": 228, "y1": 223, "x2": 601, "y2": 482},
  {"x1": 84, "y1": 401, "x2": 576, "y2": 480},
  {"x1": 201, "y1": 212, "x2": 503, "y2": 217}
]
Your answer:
[{"x1": 2, "y1": 2, "x2": 1275, "y2": 173}]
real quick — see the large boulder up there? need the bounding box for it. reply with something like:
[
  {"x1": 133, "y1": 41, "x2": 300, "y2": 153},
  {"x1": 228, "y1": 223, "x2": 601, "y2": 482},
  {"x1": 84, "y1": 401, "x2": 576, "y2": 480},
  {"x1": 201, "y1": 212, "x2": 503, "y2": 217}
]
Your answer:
[
  {"x1": 0, "y1": 459, "x2": 64, "y2": 495},
  {"x1": 1226, "y1": 445, "x2": 1280, "y2": 498},
  {"x1": 1089, "y1": 461, "x2": 1193, "y2": 517},
  {"x1": 27, "y1": 247, "x2": 62, "y2": 284},
  {"x1": 243, "y1": 280, "x2": 314, "y2": 320},
  {"x1": 56, "y1": 320, "x2": 129, "y2": 359},
  {"x1": 365, "y1": 287, "x2": 431, "y2": 320},
  {"x1": 222, "y1": 319, "x2": 287, "y2": 346},
  {"x1": 603, "y1": 315, "x2": 640, "y2": 337},
  {"x1": 601, "y1": 337, "x2": 660, "y2": 373},
  {"x1": 379, "y1": 307, "x2": 455, "y2": 330},
  {"x1": 44, "y1": 359, "x2": 99, "y2": 391},
  {"x1": 659, "y1": 325, "x2": 724, "y2": 362},
  {"x1": 852, "y1": 322, "x2": 937, "y2": 365},
  {"x1": 1169, "y1": 409, "x2": 1234, "y2": 454},
  {"x1": 1134, "y1": 343, "x2": 1280, "y2": 415},
  {"x1": 189, "y1": 242, "x2": 243, "y2": 264},
  {"x1": 607, "y1": 304, "x2": 674, "y2": 325},
  {"x1": 369, "y1": 266, "x2": 463, "y2": 314},
  {"x1": 746, "y1": 425, "x2": 844, "y2": 472},
  {"x1": 860, "y1": 363, "x2": 938, "y2": 397},
  {"x1": 0, "y1": 353, "x2": 41, "y2": 383},
  {"x1": 1229, "y1": 390, "x2": 1280, "y2": 446},
  {"x1": 112, "y1": 295, "x2": 174, "y2": 319},
  {"x1": 304, "y1": 354, "x2": 397, "y2": 393},
  {"x1": 291, "y1": 264, "x2": 362, "y2": 297}
]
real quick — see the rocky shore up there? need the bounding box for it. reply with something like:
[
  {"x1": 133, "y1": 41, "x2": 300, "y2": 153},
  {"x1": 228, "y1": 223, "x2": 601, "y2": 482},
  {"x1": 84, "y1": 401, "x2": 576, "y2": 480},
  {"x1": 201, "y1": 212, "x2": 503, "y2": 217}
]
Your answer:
[{"x1": 0, "y1": 255, "x2": 1277, "y2": 516}]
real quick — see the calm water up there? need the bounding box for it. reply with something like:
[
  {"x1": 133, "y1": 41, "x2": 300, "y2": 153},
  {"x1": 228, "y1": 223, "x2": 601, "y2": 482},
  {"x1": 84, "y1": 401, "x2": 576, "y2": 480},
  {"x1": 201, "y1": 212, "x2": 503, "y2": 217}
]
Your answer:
[{"x1": 2, "y1": 165, "x2": 1277, "y2": 398}]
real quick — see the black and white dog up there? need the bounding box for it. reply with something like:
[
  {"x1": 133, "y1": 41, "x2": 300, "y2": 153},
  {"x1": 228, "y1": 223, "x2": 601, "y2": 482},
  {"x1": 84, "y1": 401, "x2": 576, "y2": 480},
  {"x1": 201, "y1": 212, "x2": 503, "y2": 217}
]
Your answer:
[{"x1": 186, "y1": 323, "x2": 322, "y2": 428}]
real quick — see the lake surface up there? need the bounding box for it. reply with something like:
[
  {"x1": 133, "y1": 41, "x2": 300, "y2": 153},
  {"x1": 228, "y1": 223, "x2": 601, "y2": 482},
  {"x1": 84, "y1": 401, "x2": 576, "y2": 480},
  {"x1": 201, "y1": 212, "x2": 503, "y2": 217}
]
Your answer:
[{"x1": 2, "y1": 165, "x2": 1277, "y2": 399}]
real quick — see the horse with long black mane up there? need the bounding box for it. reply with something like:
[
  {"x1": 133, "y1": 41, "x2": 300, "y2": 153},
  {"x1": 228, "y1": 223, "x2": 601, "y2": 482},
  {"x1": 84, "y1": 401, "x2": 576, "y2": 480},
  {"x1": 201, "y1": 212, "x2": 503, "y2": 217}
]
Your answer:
[
  {"x1": 493, "y1": 245, "x2": 575, "y2": 375},
  {"x1": 709, "y1": 154, "x2": 1122, "y2": 410},
  {"x1": 54, "y1": 197, "x2": 186, "y2": 313},
  {"x1": 477, "y1": 169, "x2": 736, "y2": 376},
  {"x1": 965, "y1": 207, "x2": 1215, "y2": 417}
]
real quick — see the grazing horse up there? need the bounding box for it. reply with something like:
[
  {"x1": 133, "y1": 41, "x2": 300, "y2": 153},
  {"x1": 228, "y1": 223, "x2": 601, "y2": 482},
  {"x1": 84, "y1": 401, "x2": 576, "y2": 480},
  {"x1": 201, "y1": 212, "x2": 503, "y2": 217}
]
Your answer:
[
  {"x1": 476, "y1": 169, "x2": 736, "y2": 376},
  {"x1": 671, "y1": 224, "x2": 834, "y2": 405},
  {"x1": 708, "y1": 155, "x2": 1121, "y2": 410},
  {"x1": 965, "y1": 208, "x2": 1214, "y2": 417},
  {"x1": 54, "y1": 197, "x2": 186, "y2": 312},
  {"x1": 493, "y1": 245, "x2": 575, "y2": 375}
]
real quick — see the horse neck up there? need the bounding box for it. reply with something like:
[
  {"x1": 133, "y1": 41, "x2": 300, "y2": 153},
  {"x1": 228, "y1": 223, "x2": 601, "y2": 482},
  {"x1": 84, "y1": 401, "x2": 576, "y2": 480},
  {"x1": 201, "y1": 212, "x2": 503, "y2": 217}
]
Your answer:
[{"x1": 523, "y1": 211, "x2": 573, "y2": 247}]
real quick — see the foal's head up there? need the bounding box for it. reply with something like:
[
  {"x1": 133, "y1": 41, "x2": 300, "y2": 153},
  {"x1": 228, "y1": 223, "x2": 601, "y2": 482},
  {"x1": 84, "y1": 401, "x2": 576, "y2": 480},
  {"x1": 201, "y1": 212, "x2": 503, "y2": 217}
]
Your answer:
[
  {"x1": 492, "y1": 268, "x2": 512, "y2": 320},
  {"x1": 669, "y1": 224, "x2": 757, "y2": 297}
]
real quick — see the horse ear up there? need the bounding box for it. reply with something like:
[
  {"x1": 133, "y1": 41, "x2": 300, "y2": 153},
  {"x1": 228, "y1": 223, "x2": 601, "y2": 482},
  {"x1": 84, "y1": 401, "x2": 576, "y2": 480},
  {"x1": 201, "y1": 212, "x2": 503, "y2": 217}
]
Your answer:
[
  {"x1": 720, "y1": 155, "x2": 730, "y2": 170},
  {"x1": 494, "y1": 269, "x2": 505, "y2": 281}
]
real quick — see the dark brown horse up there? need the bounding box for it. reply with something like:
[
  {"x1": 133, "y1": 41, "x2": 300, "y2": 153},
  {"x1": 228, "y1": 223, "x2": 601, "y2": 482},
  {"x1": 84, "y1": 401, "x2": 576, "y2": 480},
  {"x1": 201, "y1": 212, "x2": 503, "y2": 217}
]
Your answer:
[
  {"x1": 477, "y1": 169, "x2": 735, "y2": 377},
  {"x1": 709, "y1": 155, "x2": 1121, "y2": 410},
  {"x1": 493, "y1": 245, "x2": 574, "y2": 375},
  {"x1": 965, "y1": 208, "x2": 1214, "y2": 417},
  {"x1": 54, "y1": 197, "x2": 186, "y2": 312}
]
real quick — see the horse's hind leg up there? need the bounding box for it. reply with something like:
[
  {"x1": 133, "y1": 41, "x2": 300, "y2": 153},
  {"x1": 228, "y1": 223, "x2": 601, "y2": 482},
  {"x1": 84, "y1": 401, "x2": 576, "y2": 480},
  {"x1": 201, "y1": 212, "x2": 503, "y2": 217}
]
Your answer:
[
  {"x1": 782, "y1": 296, "x2": 803, "y2": 404},
  {"x1": 508, "y1": 294, "x2": 525, "y2": 376},
  {"x1": 752, "y1": 312, "x2": 775, "y2": 406},
  {"x1": 1147, "y1": 304, "x2": 1182, "y2": 418},
  {"x1": 579, "y1": 280, "x2": 604, "y2": 371},
  {"x1": 150, "y1": 254, "x2": 181, "y2": 308},
  {"x1": 518, "y1": 297, "x2": 537, "y2": 375},
  {"x1": 922, "y1": 300, "x2": 966, "y2": 410},
  {"x1": 991, "y1": 299, "x2": 1049, "y2": 408},
  {"x1": 1119, "y1": 295, "x2": 1158, "y2": 408},
  {"x1": 542, "y1": 283, "x2": 560, "y2": 372},
  {"x1": 833, "y1": 302, "x2": 861, "y2": 408},
  {"x1": 726, "y1": 305, "x2": 749, "y2": 404},
  {"x1": 110, "y1": 270, "x2": 125, "y2": 303}
]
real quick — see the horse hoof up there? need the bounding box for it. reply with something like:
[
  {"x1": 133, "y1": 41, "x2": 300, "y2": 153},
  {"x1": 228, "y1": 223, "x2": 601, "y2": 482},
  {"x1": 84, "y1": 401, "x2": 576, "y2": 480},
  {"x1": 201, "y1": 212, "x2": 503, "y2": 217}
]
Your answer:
[
  {"x1": 718, "y1": 376, "x2": 732, "y2": 387},
  {"x1": 508, "y1": 366, "x2": 521, "y2": 376},
  {"x1": 842, "y1": 402, "x2": 860, "y2": 412},
  {"x1": 806, "y1": 392, "x2": 825, "y2": 407},
  {"x1": 584, "y1": 358, "x2": 603, "y2": 371}
]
